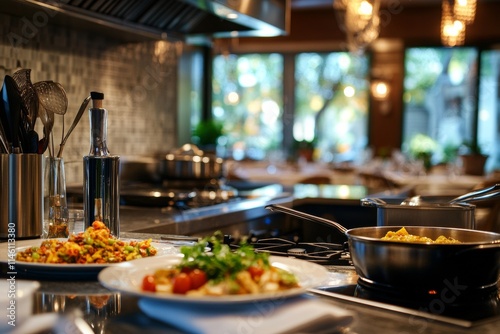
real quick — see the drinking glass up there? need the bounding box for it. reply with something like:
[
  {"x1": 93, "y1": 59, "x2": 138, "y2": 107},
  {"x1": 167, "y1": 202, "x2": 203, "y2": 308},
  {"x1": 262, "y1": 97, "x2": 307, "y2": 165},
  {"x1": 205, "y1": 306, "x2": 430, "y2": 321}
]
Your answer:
[{"x1": 44, "y1": 157, "x2": 69, "y2": 238}]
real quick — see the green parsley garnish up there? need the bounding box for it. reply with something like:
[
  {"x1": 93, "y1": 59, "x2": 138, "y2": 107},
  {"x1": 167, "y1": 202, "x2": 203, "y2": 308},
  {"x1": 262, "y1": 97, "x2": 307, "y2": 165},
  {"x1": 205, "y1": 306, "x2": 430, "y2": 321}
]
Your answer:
[{"x1": 178, "y1": 231, "x2": 270, "y2": 282}]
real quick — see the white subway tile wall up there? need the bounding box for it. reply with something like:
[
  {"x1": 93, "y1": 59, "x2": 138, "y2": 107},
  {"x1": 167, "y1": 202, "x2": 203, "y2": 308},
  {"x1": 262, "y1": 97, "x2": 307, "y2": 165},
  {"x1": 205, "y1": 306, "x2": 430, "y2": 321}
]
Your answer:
[{"x1": 0, "y1": 13, "x2": 178, "y2": 184}]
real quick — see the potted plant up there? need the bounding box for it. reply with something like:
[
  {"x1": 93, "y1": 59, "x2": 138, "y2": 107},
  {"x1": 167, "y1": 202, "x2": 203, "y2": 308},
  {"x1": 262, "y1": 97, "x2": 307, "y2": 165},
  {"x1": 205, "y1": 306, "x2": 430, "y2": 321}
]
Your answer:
[
  {"x1": 293, "y1": 139, "x2": 316, "y2": 162},
  {"x1": 408, "y1": 134, "x2": 437, "y2": 172},
  {"x1": 192, "y1": 119, "x2": 224, "y2": 153},
  {"x1": 459, "y1": 141, "x2": 488, "y2": 176},
  {"x1": 441, "y1": 144, "x2": 460, "y2": 165}
]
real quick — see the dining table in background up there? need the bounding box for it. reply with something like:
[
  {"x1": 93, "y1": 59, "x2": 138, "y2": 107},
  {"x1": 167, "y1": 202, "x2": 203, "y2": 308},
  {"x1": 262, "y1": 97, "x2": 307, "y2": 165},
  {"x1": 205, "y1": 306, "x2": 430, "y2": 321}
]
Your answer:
[
  {"x1": 226, "y1": 160, "x2": 358, "y2": 186},
  {"x1": 381, "y1": 170, "x2": 486, "y2": 196}
]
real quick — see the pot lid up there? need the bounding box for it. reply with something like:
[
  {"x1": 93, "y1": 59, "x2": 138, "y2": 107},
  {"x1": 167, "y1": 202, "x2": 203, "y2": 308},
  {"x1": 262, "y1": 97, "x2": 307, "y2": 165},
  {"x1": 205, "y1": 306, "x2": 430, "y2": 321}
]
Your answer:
[{"x1": 165, "y1": 143, "x2": 223, "y2": 163}]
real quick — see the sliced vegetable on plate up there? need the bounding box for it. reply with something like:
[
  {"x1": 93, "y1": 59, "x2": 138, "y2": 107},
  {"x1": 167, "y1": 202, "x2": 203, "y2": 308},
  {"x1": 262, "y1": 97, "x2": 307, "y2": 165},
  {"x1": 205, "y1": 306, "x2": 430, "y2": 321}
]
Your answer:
[{"x1": 142, "y1": 231, "x2": 299, "y2": 296}]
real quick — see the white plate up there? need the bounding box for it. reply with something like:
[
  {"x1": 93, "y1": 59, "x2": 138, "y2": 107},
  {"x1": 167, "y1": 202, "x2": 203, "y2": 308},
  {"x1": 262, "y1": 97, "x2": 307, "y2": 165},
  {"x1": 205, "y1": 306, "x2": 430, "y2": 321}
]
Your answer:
[
  {"x1": 0, "y1": 280, "x2": 40, "y2": 331},
  {"x1": 0, "y1": 238, "x2": 179, "y2": 280},
  {"x1": 98, "y1": 255, "x2": 330, "y2": 304}
]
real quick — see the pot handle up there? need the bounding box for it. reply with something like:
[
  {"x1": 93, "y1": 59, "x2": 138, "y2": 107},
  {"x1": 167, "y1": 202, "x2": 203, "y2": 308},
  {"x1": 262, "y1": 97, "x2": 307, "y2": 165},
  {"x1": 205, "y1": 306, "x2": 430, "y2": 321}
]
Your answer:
[
  {"x1": 360, "y1": 197, "x2": 387, "y2": 207},
  {"x1": 448, "y1": 183, "x2": 500, "y2": 204}
]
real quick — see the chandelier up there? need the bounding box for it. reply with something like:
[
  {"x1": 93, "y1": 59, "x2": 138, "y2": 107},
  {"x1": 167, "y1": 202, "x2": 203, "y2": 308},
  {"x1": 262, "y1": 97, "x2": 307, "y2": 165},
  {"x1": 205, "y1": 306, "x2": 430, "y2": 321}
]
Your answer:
[
  {"x1": 441, "y1": 0, "x2": 477, "y2": 47},
  {"x1": 334, "y1": 0, "x2": 381, "y2": 54}
]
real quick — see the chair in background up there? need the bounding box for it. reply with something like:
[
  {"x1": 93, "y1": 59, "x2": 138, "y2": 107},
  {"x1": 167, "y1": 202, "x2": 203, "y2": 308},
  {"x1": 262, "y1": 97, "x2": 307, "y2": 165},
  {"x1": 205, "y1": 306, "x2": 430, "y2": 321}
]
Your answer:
[{"x1": 357, "y1": 171, "x2": 397, "y2": 191}]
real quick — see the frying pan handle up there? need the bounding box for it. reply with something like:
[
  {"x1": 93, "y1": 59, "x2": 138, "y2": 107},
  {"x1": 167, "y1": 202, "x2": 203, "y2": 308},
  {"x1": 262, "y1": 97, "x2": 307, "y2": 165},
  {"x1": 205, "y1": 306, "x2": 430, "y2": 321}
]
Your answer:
[{"x1": 265, "y1": 204, "x2": 349, "y2": 234}]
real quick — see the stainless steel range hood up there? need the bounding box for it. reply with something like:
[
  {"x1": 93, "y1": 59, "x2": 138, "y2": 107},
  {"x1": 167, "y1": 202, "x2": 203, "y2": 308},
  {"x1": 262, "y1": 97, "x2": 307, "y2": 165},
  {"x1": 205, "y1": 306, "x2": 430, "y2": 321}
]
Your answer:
[{"x1": 2, "y1": 0, "x2": 289, "y2": 43}]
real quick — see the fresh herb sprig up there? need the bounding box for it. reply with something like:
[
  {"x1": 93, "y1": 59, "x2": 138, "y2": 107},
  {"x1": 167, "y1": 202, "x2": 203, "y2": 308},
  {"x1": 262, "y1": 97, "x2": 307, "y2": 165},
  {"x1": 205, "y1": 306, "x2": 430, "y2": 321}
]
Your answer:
[{"x1": 178, "y1": 231, "x2": 270, "y2": 282}]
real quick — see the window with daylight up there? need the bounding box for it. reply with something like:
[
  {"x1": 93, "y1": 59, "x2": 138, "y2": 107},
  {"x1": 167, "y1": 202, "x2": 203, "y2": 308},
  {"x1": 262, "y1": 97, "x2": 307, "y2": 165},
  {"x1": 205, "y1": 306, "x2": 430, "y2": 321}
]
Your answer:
[
  {"x1": 212, "y1": 52, "x2": 370, "y2": 162},
  {"x1": 294, "y1": 52, "x2": 370, "y2": 163},
  {"x1": 212, "y1": 53, "x2": 284, "y2": 160},
  {"x1": 478, "y1": 50, "x2": 500, "y2": 172},
  {"x1": 403, "y1": 47, "x2": 499, "y2": 172}
]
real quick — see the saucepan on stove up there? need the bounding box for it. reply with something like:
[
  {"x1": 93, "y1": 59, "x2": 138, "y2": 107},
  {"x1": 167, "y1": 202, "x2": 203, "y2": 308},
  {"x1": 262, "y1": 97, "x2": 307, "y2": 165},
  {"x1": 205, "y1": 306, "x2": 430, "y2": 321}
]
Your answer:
[
  {"x1": 120, "y1": 156, "x2": 162, "y2": 184},
  {"x1": 266, "y1": 204, "x2": 500, "y2": 291},
  {"x1": 360, "y1": 198, "x2": 477, "y2": 229},
  {"x1": 360, "y1": 183, "x2": 500, "y2": 229},
  {"x1": 159, "y1": 144, "x2": 224, "y2": 180}
]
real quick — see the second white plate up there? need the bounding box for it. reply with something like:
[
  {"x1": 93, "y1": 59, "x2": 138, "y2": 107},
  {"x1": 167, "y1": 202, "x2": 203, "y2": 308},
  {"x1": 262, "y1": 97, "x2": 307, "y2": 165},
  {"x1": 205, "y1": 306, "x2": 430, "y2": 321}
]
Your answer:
[{"x1": 0, "y1": 239, "x2": 179, "y2": 280}]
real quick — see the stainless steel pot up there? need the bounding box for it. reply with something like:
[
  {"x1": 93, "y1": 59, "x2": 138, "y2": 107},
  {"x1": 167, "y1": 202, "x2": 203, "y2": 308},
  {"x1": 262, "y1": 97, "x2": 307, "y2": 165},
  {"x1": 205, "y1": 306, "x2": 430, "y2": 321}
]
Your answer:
[
  {"x1": 266, "y1": 204, "x2": 500, "y2": 290},
  {"x1": 160, "y1": 144, "x2": 224, "y2": 180},
  {"x1": 361, "y1": 184, "x2": 500, "y2": 229},
  {"x1": 119, "y1": 156, "x2": 162, "y2": 184},
  {"x1": 360, "y1": 198, "x2": 476, "y2": 229}
]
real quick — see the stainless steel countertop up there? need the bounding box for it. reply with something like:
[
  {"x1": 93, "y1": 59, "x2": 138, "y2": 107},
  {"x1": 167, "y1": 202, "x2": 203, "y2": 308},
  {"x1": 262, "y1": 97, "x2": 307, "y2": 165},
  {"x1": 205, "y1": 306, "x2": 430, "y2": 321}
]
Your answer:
[
  {"x1": 16, "y1": 264, "x2": 500, "y2": 334},
  {"x1": 118, "y1": 192, "x2": 295, "y2": 236},
  {"x1": 6, "y1": 185, "x2": 498, "y2": 333}
]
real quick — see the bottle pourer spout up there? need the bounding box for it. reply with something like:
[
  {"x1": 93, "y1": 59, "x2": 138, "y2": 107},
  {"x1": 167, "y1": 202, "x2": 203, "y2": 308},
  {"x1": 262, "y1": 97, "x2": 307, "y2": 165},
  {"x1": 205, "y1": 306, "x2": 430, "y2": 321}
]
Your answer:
[{"x1": 90, "y1": 91, "x2": 104, "y2": 109}]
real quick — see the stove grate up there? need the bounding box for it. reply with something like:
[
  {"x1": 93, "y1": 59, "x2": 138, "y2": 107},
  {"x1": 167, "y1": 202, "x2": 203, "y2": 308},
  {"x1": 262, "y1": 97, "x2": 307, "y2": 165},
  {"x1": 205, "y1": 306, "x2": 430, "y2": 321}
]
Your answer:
[{"x1": 248, "y1": 237, "x2": 351, "y2": 266}]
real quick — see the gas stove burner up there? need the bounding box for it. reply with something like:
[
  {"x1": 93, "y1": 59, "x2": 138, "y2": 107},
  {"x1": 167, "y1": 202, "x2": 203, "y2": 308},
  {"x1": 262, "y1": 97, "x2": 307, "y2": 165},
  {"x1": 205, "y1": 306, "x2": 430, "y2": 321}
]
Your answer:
[
  {"x1": 315, "y1": 281, "x2": 500, "y2": 327},
  {"x1": 191, "y1": 187, "x2": 238, "y2": 206},
  {"x1": 119, "y1": 178, "x2": 238, "y2": 208},
  {"x1": 162, "y1": 178, "x2": 222, "y2": 190},
  {"x1": 287, "y1": 248, "x2": 307, "y2": 255},
  {"x1": 120, "y1": 185, "x2": 197, "y2": 208},
  {"x1": 248, "y1": 237, "x2": 349, "y2": 265}
]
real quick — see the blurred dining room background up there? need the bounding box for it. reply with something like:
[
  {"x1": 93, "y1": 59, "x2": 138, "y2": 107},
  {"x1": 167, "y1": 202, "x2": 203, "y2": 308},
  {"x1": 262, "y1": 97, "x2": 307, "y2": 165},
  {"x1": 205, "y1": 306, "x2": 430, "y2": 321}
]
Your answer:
[
  {"x1": 207, "y1": 1, "x2": 500, "y2": 200},
  {"x1": 0, "y1": 0, "x2": 499, "y2": 227}
]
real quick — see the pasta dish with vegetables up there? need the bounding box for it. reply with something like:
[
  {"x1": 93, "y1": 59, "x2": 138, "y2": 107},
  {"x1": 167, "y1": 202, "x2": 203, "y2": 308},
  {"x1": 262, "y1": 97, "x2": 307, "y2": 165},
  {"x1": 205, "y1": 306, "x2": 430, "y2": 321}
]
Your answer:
[
  {"x1": 16, "y1": 221, "x2": 157, "y2": 264},
  {"x1": 381, "y1": 227, "x2": 461, "y2": 244},
  {"x1": 142, "y1": 232, "x2": 299, "y2": 296}
]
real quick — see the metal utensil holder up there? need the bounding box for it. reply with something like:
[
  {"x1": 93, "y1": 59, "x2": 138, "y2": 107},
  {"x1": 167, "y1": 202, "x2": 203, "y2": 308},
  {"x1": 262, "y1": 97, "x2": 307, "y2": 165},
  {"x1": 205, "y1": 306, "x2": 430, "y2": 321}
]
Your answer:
[{"x1": 0, "y1": 153, "x2": 43, "y2": 239}]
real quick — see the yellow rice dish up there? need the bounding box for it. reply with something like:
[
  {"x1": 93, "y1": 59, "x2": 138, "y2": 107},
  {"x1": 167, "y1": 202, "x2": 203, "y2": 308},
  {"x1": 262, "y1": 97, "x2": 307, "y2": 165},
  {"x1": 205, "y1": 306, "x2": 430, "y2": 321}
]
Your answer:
[{"x1": 381, "y1": 227, "x2": 461, "y2": 244}]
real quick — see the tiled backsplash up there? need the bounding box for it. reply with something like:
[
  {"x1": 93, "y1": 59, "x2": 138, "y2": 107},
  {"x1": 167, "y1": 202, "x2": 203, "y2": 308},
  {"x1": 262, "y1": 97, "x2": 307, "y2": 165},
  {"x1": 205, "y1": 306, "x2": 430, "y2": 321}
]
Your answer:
[{"x1": 0, "y1": 12, "x2": 178, "y2": 184}]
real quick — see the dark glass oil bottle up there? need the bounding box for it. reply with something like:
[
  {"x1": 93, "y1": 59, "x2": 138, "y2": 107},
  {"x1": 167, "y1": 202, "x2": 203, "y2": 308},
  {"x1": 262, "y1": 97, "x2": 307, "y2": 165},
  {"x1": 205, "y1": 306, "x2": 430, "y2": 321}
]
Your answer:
[{"x1": 83, "y1": 91, "x2": 120, "y2": 236}]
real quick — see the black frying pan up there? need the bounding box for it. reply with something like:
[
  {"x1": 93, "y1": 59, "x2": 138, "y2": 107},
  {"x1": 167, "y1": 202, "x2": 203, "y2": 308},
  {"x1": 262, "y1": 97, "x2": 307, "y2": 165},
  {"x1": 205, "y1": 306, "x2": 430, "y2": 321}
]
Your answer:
[{"x1": 266, "y1": 204, "x2": 500, "y2": 290}]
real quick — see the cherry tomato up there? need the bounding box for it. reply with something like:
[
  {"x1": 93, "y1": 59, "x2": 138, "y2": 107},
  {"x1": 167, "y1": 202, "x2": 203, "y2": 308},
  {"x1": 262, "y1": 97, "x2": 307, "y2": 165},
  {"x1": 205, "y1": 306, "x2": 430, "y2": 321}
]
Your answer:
[
  {"x1": 189, "y1": 269, "x2": 207, "y2": 289},
  {"x1": 181, "y1": 267, "x2": 192, "y2": 274},
  {"x1": 142, "y1": 275, "x2": 156, "y2": 292},
  {"x1": 172, "y1": 272, "x2": 192, "y2": 294},
  {"x1": 248, "y1": 266, "x2": 264, "y2": 280}
]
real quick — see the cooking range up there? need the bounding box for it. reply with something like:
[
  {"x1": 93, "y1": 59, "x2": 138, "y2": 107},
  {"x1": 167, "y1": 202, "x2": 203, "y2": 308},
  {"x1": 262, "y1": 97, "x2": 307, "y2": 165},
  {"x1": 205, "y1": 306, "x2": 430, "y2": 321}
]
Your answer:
[
  {"x1": 230, "y1": 236, "x2": 350, "y2": 265},
  {"x1": 124, "y1": 176, "x2": 500, "y2": 329},
  {"x1": 228, "y1": 234, "x2": 500, "y2": 328},
  {"x1": 118, "y1": 145, "x2": 244, "y2": 209},
  {"x1": 111, "y1": 150, "x2": 500, "y2": 329},
  {"x1": 119, "y1": 178, "x2": 239, "y2": 209}
]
